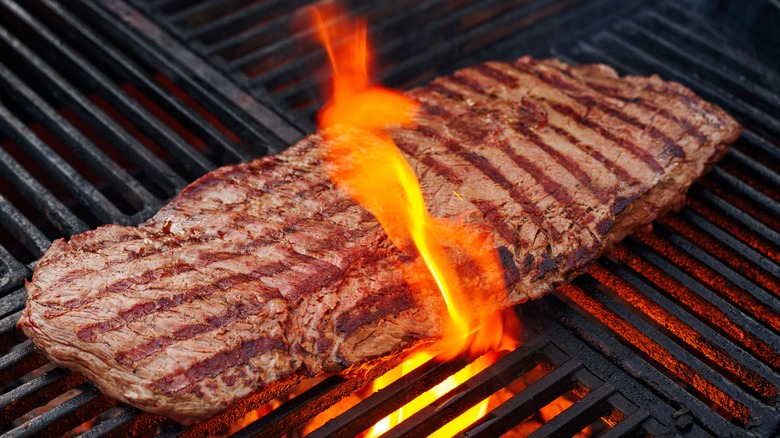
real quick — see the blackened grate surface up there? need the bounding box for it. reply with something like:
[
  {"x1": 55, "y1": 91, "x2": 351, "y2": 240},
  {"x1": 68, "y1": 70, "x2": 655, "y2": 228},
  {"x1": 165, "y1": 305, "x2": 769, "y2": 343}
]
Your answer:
[{"x1": 1, "y1": 0, "x2": 779, "y2": 436}]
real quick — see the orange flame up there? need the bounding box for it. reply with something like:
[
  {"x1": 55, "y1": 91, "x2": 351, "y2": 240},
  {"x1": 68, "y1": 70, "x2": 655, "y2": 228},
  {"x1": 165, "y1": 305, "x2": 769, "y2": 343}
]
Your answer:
[{"x1": 310, "y1": 3, "x2": 518, "y2": 435}]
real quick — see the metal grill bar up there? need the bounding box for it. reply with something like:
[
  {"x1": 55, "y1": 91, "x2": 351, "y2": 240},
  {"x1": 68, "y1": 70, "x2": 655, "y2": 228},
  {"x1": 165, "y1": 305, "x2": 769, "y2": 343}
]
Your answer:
[
  {"x1": 609, "y1": 241, "x2": 780, "y2": 382},
  {"x1": 0, "y1": 341, "x2": 44, "y2": 386},
  {"x1": 381, "y1": 345, "x2": 548, "y2": 437},
  {"x1": 166, "y1": 0, "x2": 256, "y2": 32},
  {"x1": 0, "y1": 290, "x2": 27, "y2": 335},
  {"x1": 540, "y1": 293, "x2": 760, "y2": 436},
  {"x1": 91, "y1": 0, "x2": 303, "y2": 149},
  {"x1": 641, "y1": 223, "x2": 780, "y2": 330},
  {"x1": 741, "y1": 129, "x2": 780, "y2": 165},
  {"x1": 73, "y1": 405, "x2": 149, "y2": 438},
  {"x1": 727, "y1": 149, "x2": 780, "y2": 192},
  {"x1": 310, "y1": 338, "x2": 542, "y2": 438},
  {"x1": 0, "y1": 146, "x2": 88, "y2": 237},
  {"x1": 526, "y1": 383, "x2": 614, "y2": 438},
  {"x1": 2, "y1": 0, "x2": 217, "y2": 179},
  {"x1": 0, "y1": 100, "x2": 130, "y2": 225},
  {"x1": 644, "y1": 4, "x2": 780, "y2": 88},
  {"x1": 34, "y1": 0, "x2": 253, "y2": 164},
  {"x1": 709, "y1": 168, "x2": 780, "y2": 220},
  {"x1": 0, "y1": 63, "x2": 158, "y2": 218},
  {"x1": 588, "y1": 32, "x2": 780, "y2": 138},
  {"x1": 677, "y1": 205, "x2": 780, "y2": 281},
  {"x1": 179, "y1": 0, "x2": 292, "y2": 43},
  {"x1": 575, "y1": 269, "x2": 774, "y2": 421},
  {"x1": 599, "y1": 407, "x2": 649, "y2": 438},
  {"x1": 0, "y1": 195, "x2": 48, "y2": 260},
  {"x1": 198, "y1": 1, "x2": 310, "y2": 58},
  {"x1": 0, "y1": 367, "x2": 82, "y2": 425},
  {"x1": 465, "y1": 359, "x2": 581, "y2": 437},
  {"x1": 0, "y1": 10, "x2": 186, "y2": 198},
  {"x1": 3, "y1": 382, "x2": 108, "y2": 438},
  {"x1": 251, "y1": 348, "x2": 475, "y2": 438},
  {"x1": 620, "y1": 22, "x2": 780, "y2": 116}
]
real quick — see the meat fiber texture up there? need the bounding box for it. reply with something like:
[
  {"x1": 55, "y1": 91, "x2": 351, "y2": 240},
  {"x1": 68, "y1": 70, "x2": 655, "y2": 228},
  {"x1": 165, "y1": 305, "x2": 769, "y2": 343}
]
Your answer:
[{"x1": 18, "y1": 57, "x2": 740, "y2": 424}]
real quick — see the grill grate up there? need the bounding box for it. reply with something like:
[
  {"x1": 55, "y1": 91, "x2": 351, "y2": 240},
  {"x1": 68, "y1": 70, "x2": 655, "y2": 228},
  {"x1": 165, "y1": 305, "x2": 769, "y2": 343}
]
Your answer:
[{"x1": 1, "y1": 0, "x2": 779, "y2": 436}]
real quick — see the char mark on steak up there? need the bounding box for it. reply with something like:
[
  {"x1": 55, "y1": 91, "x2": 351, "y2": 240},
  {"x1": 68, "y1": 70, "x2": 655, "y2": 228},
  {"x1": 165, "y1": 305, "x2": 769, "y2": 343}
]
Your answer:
[{"x1": 17, "y1": 57, "x2": 740, "y2": 424}]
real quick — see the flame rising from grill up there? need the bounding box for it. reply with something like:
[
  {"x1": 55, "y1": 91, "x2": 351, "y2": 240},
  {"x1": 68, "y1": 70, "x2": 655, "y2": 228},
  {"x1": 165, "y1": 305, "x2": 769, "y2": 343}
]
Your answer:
[{"x1": 310, "y1": 3, "x2": 518, "y2": 435}]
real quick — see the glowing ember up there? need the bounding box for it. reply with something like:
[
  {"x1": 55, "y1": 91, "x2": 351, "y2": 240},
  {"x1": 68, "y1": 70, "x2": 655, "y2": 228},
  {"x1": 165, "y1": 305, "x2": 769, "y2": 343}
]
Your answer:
[{"x1": 309, "y1": 3, "x2": 518, "y2": 435}]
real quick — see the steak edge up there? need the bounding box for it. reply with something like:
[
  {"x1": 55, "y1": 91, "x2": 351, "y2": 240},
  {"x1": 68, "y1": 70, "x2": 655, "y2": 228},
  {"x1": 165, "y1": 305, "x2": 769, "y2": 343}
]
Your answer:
[{"x1": 17, "y1": 57, "x2": 740, "y2": 424}]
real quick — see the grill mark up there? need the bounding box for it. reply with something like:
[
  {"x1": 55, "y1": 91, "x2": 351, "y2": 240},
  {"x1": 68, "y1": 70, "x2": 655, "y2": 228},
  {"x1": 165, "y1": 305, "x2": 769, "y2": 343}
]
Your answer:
[
  {"x1": 115, "y1": 299, "x2": 268, "y2": 367},
  {"x1": 524, "y1": 62, "x2": 688, "y2": 159},
  {"x1": 470, "y1": 199, "x2": 518, "y2": 246},
  {"x1": 513, "y1": 123, "x2": 610, "y2": 204},
  {"x1": 508, "y1": 62, "x2": 666, "y2": 174},
  {"x1": 427, "y1": 82, "x2": 465, "y2": 102},
  {"x1": 394, "y1": 136, "x2": 514, "y2": 245},
  {"x1": 422, "y1": 85, "x2": 558, "y2": 237},
  {"x1": 546, "y1": 124, "x2": 640, "y2": 186},
  {"x1": 46, "y1": 174, "x2": 331, "y2": 292},
  {"x1": 75, "y1": 223, "x2": 376, "y2": 343},
  {"x1": 335, "y1": 284, "x2": 416, "y2": 337},
  {"x1": 75, "y1": 269, "x2": 276, "y2": 342},
  {"x1": 418, "y1": 101, "x2": 454, "y2": 119},
  {"x1": 471, "y1": 63, "x2": 519, "y2": 87},
  {"x1": 468, "y1": 64, "x2": 627, "y2": 204},
  {"x1": 579, "y1": 98, "x2": 686, "y2": 159},
  {"x1": 61, "y1": 263, "x2": 196, "y2": 310},
  {"x1": 547, "y1": 65, "x2": 709, "y2": 145},
  {"x1": 414, "y1": 123, "x2": 556, "y2": 238},
  {"x1": 152, "y1": 336, "x2": 287, "y2": 396},
  {"x1": 548, "y1": 101, "x2": 665, "y2": 174},
  {"x1": 282, "y1": 252, "x2": 347, "y2": 302},
  {"x1": 47, "y1": 184, "x2": 355, "y2": 318},
  {"x1": 437, "y1": 76, "x2": 586, "y2": 218},
  {"x1": 448, "y1": 71, "x2": 492, "y2": 95}
]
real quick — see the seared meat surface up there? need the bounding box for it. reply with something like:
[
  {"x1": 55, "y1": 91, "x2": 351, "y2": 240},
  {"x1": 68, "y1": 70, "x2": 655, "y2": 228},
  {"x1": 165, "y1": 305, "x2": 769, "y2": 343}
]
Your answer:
[{"x1": 18, "y1": 57, "x2": 740, "y2": 424}]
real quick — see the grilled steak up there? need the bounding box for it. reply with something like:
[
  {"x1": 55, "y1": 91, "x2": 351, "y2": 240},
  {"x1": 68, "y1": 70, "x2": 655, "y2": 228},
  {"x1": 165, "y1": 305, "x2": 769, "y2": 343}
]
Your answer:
[{"x1": 18, "y1": 57, "x2": 740, "y2": 424}]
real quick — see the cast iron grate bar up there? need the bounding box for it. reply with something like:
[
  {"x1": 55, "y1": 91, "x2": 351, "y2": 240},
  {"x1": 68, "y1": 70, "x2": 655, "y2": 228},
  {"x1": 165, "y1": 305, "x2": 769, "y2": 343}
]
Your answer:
[
  {"x1": 536, "y1": 292, "x2": 770, "y2": 436},
  {"x1": 0, "y1": 99, "x2": 134, "y2": 226},
  {"x1": 0, "y1": 195, "x2": 48, "y2": 261},
  {"x1": 614, "y1": 239, "x2": 780, "y2": 380},
  {"x1": 678, "y1": 203, "x2": 780, "y2": 280},
  {"x1": 263, "y1": 0, "x2": 594, "y2": 128},
  {"x1": 2, "y1": 0, "x2": 218, "y2": 179},
  {"x1": 648, "y1": 3, "x2": 780, "y2": 89},
  {"x1": 619, "y1": 21, "x2": 780, "y2": 116},
  {"x1": 308, "y1": 337, "x2": 543, "y2": 438},
  {"x1": 3, "y1": 382, "x2": 105, "y2": 438},
  {"x1": 526, "y1": 383, "x2": 615, "y2": 438},
  {"x1": 0, "y1": 62, "x2": 158, "y2": 218},
  {"x1": 465, "y1": 359, "x2": 582, "y2": 437},
  {"x1": 86, "y1": 0, "x2": 303, "y2": 149},
  {"x1": 0, "y1": 310, "x2": 24, "y2": 337},
  {"x1": 587, "y1": 32, "x2": 780, "y2": 139},
  {"x1": 382, "y1": 345, "x2": 571, "y2": 438},
  {"x1": 33, "y1": 0, "x2": 253, "y2": 165},
  {"x1": 73, "y1": 405, "x2": 148, "y2": 438},
  {"x1": 0, "y1": 145, "x2": 88, "y2": 238},
  {"x1": 726, "y1": 148, "x2": 780, "y2": 191},
  {"x1": 579, "y1": 268, "x2": 774, "y2": 419},
  {"x1": 652, "y1": 218, "x2": 780, "y2": 309},
  {"x1": 708, "y1": 167, "x2": 780, "y2": 220},
  {"x1": 197, "y1": 1, "x2": 315, "y2": 58},
  {"x1": 0, "y1": 6, "x2": 187, "y2": 198},
  {"x1": 177, "y1": 0, "x2": 294, "y2": 43}
]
